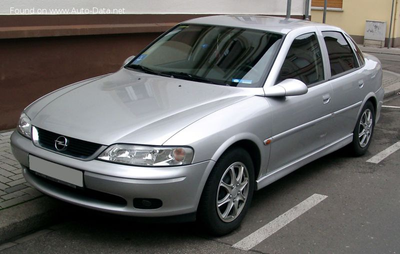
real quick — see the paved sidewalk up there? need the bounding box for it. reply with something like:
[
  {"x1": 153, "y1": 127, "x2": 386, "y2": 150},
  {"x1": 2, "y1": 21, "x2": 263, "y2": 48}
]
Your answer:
[
  {"x1": 359, "y1": 45, "x2": 400, "y2": 56},
  {"x1": 0, "y1": 132, "x2": 42, "y2": 210},
  {"x1": 382, "y1": 70, "x2": 400, "y2": 98},
  {"x1": 0, "y1": 65, "x2": 400, "y2": 245},
  {"x1": 0, "y1": 132, "x2": 67, "y2": 244}
]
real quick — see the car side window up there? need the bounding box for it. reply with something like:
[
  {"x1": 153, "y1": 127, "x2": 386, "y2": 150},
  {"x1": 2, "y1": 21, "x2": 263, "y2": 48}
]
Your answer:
[
  {"x1": 276, "y1": 33, "x2": 324, "y2": 86},
  {"x1": 345, "y1": 34, "x2": 365, "y2": 67},
  {"x1": 322, "y1": 31, "x2": 359, "y2": 77}
]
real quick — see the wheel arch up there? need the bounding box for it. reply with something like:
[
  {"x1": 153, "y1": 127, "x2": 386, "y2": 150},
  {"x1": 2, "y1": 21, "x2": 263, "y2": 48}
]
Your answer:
[
  {"x1": 193, "y1": 134, "x2": 268, "y2": 216},
  {"x1": 367, "y1": 95, "x2": 378, "y2": 115},
  {"x1": 227, "y1": 140, "x2": 262, "y2": 180},
  {"x1": 197, "y1": 139, "x2": 260, "y2": 235},
  {"x1": 210, "y1": 134, "x2": 265, "y2": 181},
  {"x1": 350, "y1": 93, "x2": 377, "y2": 156},
  {"x1": 357, "y1": 93, "x2": 378, "y2": 123}
]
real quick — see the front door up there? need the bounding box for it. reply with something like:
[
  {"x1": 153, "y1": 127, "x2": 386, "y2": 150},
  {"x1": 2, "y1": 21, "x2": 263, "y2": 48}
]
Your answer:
[{"x1": 266, "y1": 32, "x2": 333, "y2": 173}]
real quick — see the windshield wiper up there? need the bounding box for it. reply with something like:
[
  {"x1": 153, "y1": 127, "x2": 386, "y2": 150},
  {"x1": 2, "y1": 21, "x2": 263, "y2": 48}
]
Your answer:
[
  {"x1": 162, "y1": 71, "x2": 226, "y2": 86},
  {"x1": 127, "y1": 65, "x2": 169, "y2": 77},
  {"x1": 127, "y1": 67, "x2": 228, "y2": 86}
]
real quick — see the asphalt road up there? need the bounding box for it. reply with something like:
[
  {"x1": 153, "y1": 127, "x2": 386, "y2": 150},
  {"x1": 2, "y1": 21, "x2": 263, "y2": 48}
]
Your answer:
[
  {"x1": 1, "y1": 57, "x2": 400, "y2": 254},
  {"x1": 373, "y1": 53, "x2": 400, "y2": 74}
]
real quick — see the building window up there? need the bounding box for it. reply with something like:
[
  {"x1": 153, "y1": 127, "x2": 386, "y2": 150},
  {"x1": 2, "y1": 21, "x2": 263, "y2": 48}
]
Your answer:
[{"x1": 311, "y1": 0, "x2": 343, "y2": 9}]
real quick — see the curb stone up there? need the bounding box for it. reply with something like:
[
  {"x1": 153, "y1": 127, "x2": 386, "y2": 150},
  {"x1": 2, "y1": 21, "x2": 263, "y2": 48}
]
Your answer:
[
  {"x1": 383, "y1": 70, "x2": 400, "y2": 99},
  {"x1": 359, "y1": 45, "x2": 400, "y2": 56},
  {"x1": 0, "y1": 196, "x2": 68, "y2": 244}
]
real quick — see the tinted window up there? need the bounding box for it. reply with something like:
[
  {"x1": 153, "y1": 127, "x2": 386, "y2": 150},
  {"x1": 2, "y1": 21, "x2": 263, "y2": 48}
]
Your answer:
[
  {"x1": 277, "y1": 33, "x2": 324, "y2": 86},
  {"x1": 345, "y1": 34, "x2": 365, "y2": 66},
  {"x1": 127, "y1": 24, "x2": 283, "y2": 87},
  {"x1": 323, "y1": 31, "x2": 359, "y2": 76}
]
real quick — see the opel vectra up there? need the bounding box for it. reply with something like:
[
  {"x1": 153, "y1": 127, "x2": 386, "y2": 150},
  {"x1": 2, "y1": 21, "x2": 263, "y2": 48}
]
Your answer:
[{"x1": 11, "y1": 16, "x2": 383, "y2": 235}]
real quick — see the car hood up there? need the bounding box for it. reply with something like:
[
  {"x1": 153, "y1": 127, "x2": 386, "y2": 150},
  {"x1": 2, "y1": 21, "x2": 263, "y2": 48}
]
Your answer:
[{"x1": 31, "y1": 69, "x2": 259, "y2": 145}]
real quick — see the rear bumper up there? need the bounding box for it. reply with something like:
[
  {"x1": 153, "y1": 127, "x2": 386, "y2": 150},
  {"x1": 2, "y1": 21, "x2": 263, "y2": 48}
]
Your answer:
[
  {"x1": 11, "y1": 131, "x2": 214, "y2": 218},
  {"x1": 375, "y1": 85, "x2": 385, "y2": 123}
]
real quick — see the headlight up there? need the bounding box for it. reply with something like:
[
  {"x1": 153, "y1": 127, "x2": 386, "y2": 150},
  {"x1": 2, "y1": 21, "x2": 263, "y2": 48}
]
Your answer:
[
  {"x1": 17, "y1": 113, "x2": 32, "y2": 139},
  {"x1": 97, "y1": 144, "x2": 194, "y2": 166}
]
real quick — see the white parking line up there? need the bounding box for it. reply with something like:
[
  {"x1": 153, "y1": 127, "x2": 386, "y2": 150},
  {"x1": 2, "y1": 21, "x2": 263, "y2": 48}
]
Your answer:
[
  {"x1": 382, "y1": 105, "x2": 400, "y2": 109},
  {"x1": 367, "y1": 141, "x2": 400, "y2": 164},
  {"x1": 232, "y1": 194, "x2": 328, "y2": 251}
]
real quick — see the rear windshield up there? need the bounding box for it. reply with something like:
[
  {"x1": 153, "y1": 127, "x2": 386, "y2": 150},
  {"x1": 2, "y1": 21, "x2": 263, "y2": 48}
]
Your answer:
[{"x1": 126, "y1": 24, "x2": 283, "y2": 87}]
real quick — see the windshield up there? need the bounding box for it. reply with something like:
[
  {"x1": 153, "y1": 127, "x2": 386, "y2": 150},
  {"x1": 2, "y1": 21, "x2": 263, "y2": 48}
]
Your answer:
[{"x1": 126, "y1": 24, "x2": 283, "y2": 87}]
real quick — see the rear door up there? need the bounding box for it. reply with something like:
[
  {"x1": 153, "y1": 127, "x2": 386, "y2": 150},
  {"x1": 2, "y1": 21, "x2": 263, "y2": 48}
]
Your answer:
[{"x1": 320, "y1": 30, "x2": 368, "y2": 142}]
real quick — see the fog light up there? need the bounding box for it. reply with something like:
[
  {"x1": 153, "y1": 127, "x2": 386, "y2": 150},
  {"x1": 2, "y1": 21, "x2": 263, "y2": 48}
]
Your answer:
[{"x1": 133, "y1": 198, "x2": 163, "y2": 209}]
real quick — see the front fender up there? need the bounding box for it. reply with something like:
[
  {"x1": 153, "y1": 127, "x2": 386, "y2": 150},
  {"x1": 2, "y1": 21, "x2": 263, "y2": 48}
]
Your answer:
[
  {"x1": 164, "y1": 96, "x2": 273, "y2": 193},
  {"x1": 211, "y1": 132, "x2": 263, "y2": 161}
]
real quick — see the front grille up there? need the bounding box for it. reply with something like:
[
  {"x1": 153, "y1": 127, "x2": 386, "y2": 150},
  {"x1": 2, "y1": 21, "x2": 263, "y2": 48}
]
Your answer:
[{"x1": 36, "y1": 128, "x2": 103, "y2": 159}]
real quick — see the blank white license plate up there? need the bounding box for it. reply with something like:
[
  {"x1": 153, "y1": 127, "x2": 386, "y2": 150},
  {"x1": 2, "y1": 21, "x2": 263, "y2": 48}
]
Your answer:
[{"x1": 29, "y1": 155, "x2": 83, "y2": 187}]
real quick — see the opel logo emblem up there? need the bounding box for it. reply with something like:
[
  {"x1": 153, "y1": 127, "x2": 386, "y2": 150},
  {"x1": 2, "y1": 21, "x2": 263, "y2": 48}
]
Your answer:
[{"x1": 55, "y1": 136, "x2": 69, "y2": 152}]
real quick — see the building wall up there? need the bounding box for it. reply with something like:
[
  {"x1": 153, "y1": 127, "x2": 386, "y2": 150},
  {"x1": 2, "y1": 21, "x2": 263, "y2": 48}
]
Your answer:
[
  {"x1": 0, "y1": 0, "x2": 307, "y2": 15},
  {"x1": 394, "y1": 1, "x2": 400, "y2": 46},
  {"x1": 311, "y1": 0, "x2": 399, "y2": 46},
  {"x1": 0, "y1": 14, "x2": 195, "y2": 130}
]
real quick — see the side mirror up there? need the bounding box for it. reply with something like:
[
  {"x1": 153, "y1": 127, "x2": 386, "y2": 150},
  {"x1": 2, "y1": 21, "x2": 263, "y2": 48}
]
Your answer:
[
  {"x1": 122, "y1": 55, "x2": 135, "y2": 67},
  {"x1": 264, "y1": 79, "x2": 308, "y2": 97}
]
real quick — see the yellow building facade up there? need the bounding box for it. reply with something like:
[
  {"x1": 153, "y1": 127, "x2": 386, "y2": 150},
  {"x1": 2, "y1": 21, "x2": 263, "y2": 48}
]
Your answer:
[{"x1": 311, "y1": 0, "x2": 400, "y2": 47}]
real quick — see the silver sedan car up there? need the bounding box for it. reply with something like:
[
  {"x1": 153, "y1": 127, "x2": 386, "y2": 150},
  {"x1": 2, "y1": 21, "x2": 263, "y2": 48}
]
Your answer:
[{"x1": 11, "y1": 15, "x2": 383, "y2": 235}]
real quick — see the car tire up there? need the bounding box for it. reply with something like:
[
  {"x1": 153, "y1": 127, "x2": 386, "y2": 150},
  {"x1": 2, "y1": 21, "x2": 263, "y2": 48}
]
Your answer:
[
  {"x1": 350, "y1": 101, "x2": 375, "y2": 156},
  {"x1": 197, "y1": 147, "x2": 255, "y2": 236}
]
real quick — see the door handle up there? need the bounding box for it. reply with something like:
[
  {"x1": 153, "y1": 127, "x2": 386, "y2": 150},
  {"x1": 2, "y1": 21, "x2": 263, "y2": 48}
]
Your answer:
[
  {"x1": 358, "y1": 80, "x2": 364, "y2": 88},
  {"x1": 322, "y1": 94, "x2": 331, "y2": 104}
]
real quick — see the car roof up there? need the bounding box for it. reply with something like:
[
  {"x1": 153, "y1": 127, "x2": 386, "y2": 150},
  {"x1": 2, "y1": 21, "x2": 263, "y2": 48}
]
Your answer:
[{"x1": 181, "y1": 15, "x2": 338, "y2": 34}]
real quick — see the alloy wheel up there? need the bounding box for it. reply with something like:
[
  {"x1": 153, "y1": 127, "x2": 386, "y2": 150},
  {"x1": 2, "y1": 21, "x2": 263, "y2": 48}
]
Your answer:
[
  {"x1": 216, "y1": 162, "x2": 250, "y2": 222},
  {"x1": 358, "y1": 108, "x2": 373, "y2": 148}
]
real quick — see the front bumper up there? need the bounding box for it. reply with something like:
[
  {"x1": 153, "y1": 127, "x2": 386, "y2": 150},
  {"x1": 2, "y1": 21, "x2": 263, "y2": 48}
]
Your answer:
[{"x1": 11, "y1": 131, "x2": 214, "y2": 218}]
